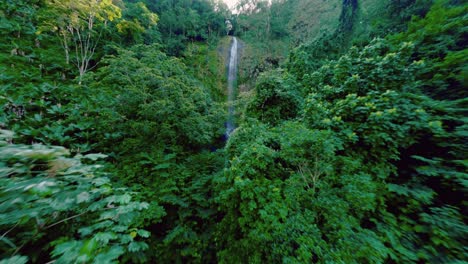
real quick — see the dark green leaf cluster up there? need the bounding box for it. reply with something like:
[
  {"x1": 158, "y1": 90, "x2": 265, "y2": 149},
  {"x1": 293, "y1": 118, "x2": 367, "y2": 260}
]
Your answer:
[
  {"x1": 389, "y1": 1, "x2": 467, "y2": 99},
  {"x1": 246, "y1": 70, "x2": 302, "y2": 125},
  {"x1": 115, "y1": 2, "x2": 160, "y2": 46},
  {"x1": 91, "y1": 44, "x2": 223, "y2": 152}
]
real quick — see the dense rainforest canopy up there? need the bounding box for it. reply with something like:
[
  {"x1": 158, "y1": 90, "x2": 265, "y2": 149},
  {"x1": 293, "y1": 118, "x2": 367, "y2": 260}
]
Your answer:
[{"x1": 0, "y1": 0, "x2": 466, "y2": 263}]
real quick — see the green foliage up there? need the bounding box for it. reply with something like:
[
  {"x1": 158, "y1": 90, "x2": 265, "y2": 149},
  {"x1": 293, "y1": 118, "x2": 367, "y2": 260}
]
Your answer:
[
  {"x1": 0, "y1": 80, "x2": 115, "y2": 156},
  {"x1": 115, "y1": 2, "x2": 159, "y2": 45},
  {"x1": 148, "y1": 151, "x2": 224, "y2": 263},
  {"x1": 0, "y1": 0, "x2": 69, "y2": 84},
  {"x1": 141, "y1": 0, "x2": 229, "y2": 55},
  {"x1": 389, "y1": 0, "x2": 467, "y2": 99},
  {"x1": 286, "y1": 0, "x2": 433, "y2": 79},
  {"x1": 0, "y1": 256, "x2": 28, "y2": 264},
  {"x1": 2, "y1": 0, "x2": 228, "y2": 263},
  {"x1": 299, "y1": 37, "x2": 466, "y2": 261},
  {"x1": 88, "y1": 43, "x2": 226, "y2": 262},
  {"x1": 216, "y1": 120, "x2": 390, "y2": 262},
  {"x1": 91, "y1": 44, "x2": 223, "y2": 152},
  {"x1": 182, "y1": 42, "x2": 227, "y2": 101},
  {"x1": 1, "y1": 0, "x2": 466, "y2": 262},
  {"x1": 233, "y1": 0, "x2": 298, "y2": 87},
  {"x1": 246, "y1": 70, "x2": 302, "y2": 125},
  {"x1": 0, "y1": 0, "x2": 41, "y2": 37},
  {"x1": 217, "y1": 1, "x2": 467, "y2": 262},
  {"x1": 38, "y1": 0, "x2": 122, "y2": 82},
  {"x1": 0, "y1": 130, "x2": 156, "y2": 263}
]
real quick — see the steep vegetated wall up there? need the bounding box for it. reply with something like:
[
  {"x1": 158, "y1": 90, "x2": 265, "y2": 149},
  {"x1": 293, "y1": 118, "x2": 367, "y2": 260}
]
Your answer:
[
  {"x1": 286, "y1": 0, "x2": 342, "y2": 45},
  {"x1": 236, "y1": 0, "x2": 413, "y2": 91}
]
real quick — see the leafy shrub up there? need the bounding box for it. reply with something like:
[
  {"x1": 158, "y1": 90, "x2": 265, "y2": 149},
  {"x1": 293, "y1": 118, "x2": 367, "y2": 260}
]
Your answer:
[
  {"x1": 300, "y1": 37, "x2": 467, "y2": 262},
  {"x1": 0, "y1": 130, "x2": 159, "y2": 263},
  {"x1": 91, "y1": 44, "x2": 224, "y2": 154},
  {"x1": 246, "y1": 70, "x2": 302, "y2": 125},
  {"x1": 389, "y1": 0, "x2": 467, "y2": 99}
]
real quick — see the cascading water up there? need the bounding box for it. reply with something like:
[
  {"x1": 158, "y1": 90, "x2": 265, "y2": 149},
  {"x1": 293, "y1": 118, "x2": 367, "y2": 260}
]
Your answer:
[{"x1": 226, "y1": 36, "x2": 238, "y2": 137}]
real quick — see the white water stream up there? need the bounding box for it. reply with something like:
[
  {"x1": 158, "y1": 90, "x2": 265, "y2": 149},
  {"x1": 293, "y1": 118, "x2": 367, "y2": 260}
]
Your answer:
[{"x1": 226, "y1": 37, "x2": 238, "y2": 136}]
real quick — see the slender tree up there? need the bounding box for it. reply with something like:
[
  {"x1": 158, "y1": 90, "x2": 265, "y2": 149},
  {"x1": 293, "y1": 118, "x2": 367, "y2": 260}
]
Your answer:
[{"x1": 39, "y1": 0, "x2": 121, "y2": 83}]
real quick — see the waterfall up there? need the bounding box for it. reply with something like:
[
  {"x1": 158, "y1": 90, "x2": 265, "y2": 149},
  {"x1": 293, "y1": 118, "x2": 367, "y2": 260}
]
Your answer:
[{"x1": 226, "y1": 37, "x2": 238, "y2": 137}]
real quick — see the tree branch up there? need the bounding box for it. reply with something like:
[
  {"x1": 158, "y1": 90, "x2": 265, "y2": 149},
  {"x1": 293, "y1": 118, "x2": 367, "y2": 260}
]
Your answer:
[
  {"x1": 44, "y1": 211, "x2": 87, "y2": 230},
  {"x1": 1, "y1": 221, "x2": 19, "y2": 241}
]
